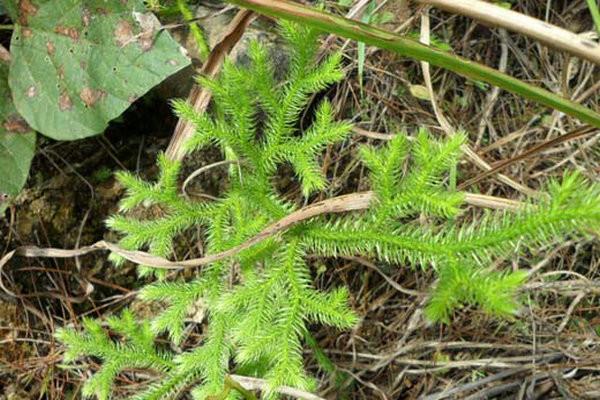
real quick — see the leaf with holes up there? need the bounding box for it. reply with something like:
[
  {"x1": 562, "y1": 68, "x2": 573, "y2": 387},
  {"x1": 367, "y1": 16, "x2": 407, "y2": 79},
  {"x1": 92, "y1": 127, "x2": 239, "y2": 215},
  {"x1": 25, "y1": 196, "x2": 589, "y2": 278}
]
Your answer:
[
  {"x1": 0, "y1": 61, "x2": 35, "y2": 202},
  {"x1": 7, "y1": 0, "x2": 190, "y2": 140}
]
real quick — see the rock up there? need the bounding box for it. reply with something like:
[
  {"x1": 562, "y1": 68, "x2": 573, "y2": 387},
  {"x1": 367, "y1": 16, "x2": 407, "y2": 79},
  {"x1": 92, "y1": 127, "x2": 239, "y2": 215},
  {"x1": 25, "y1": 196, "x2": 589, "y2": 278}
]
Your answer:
[{"x1": 155, "y1": 5, "x2": 288, "y2": 100}]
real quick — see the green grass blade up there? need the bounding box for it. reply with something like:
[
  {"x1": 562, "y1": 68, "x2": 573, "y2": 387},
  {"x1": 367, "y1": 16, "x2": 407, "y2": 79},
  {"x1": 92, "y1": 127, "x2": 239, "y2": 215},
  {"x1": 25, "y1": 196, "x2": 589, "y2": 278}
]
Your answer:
[
  {"x1": 586, "y1": 0, "x2": 600, "y2": 35},
  {"x1": 176, "y1": 0, "x2": 210, "y2": 60},
  {"x1": 357, "y1": 0, "x2": 376, "y2": 94},
  {"x1": 228, "y1": 0, "x2": 600, "y2": 128}
]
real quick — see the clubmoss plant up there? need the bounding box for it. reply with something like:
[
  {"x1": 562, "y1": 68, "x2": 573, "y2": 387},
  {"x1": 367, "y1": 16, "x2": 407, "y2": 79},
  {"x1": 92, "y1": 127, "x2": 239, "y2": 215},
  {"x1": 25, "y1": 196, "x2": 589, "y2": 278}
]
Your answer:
[{"x1": 56, "y1": 22, "x2": 600, "y2": 399}]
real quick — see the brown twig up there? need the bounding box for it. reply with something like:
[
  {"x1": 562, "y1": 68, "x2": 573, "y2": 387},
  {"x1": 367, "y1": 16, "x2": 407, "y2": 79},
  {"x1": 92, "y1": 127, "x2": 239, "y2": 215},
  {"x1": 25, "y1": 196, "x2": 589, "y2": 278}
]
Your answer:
[
  {"x1": 417, "y1": 0, "x2": 600, "y2": 65},
  {"x1": 458, "y1": 125, "x2": 597, "y2": 189},
  {"x1": 419, "y1": 8, "x2": 536, "y2": 197},
  {"x1": 165, "y1": 9, "x2": 257, "y2": 161}
]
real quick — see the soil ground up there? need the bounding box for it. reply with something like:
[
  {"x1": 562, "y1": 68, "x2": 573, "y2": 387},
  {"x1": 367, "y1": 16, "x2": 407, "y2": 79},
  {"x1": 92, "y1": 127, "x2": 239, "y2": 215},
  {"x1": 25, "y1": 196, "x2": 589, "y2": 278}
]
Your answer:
[{"x1": 1, "y1": 1, "x2": 600, "y2": 399}]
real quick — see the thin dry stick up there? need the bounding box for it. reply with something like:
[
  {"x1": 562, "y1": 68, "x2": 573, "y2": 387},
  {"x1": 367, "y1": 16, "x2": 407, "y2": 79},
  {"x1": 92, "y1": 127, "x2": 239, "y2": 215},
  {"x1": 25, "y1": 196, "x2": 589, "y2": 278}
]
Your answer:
[
  {"x1": 165, "y1": 10, "x2": 256, "y2": 161},
  {"x1": 417, "y1": 0, "x2": 600, "y2": 65},
  {"x1": 421, "y1": 355, "x2": 562, "y2": 400},
  {"x1": 339, "y1": 255, "x2": 422, "y2": 296},
  {"x1": 0, "y1": 192, "x2": 522, "y2": 276},
  {"x1": 368, "y1": 295, "x2": 430, "y2": 372},
  {"x1": 390, "y1": 353, "x2": 561, "y2": 369},
  {"x1": 182, "y1": 160, "x2": 239, "y2": 196},
  {"x1": 458, "y1": 125, "x2": 597, "y2": 189},
  {"x1": 557, "y1": 291, "x2": 586, "y2": 333},
  {"x1": 230, "y1": 375, "x2": 325, "y2": 400},
  {"x1": 353, "y1": 126, "x2": 399, "y2": 141}
]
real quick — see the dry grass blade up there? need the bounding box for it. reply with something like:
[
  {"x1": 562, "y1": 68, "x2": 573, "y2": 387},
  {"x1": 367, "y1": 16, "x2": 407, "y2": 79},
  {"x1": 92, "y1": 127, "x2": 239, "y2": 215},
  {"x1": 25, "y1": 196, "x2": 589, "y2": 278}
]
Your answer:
[
  {"x1": 458, "y1": 126, "x2": 598, "y2": 189},
  {"x1": 226, "y1": 0, "x2": 600, "y2": 128},
  {"x1": 418, "y1": 0, "x2": 600, "y2": 65},
  {"x1": 419, "y1": 8, "x2": 535, "y2": 196},
  {"x1": 0, "y1": 192, "x2": 521, "y2": 274}
]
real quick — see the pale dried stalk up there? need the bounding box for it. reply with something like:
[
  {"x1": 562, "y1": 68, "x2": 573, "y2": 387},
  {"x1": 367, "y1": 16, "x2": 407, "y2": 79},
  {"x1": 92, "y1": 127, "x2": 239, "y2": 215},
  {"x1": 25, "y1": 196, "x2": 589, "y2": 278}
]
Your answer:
[
  {"x1": 417, "y1": 0, "x2": 600, "y2": 65},
  {"x1": 419, "y1": 9, "x2": 537, "y2": 196},
  {"x1": 477, "y1": 29, "x2": 508, "y2": 143},
  {"x1": 182, "y1": 160, "x2": 238, "y2": 196},
  {"x1": 0, "y1": 192, "x2": 521, "y2": 274},
  {"x1": 353, "y1": 126, "x2": 399, "y2": 141}
]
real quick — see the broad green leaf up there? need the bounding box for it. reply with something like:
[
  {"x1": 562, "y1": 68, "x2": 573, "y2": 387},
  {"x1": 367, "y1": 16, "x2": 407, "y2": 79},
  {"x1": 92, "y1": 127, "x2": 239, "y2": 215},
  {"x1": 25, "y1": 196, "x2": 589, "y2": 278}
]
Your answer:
[
  {"x1": 7, "y1": 0, "x2": 190, "y2": 140},
  {"x1": 0, "y1": 62, "x2": 35, "y2": 199}
]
